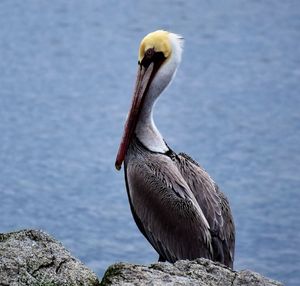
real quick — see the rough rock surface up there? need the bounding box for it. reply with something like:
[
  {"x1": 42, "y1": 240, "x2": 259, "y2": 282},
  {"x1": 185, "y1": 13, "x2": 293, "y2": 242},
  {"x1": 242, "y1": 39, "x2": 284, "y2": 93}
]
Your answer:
[
  {"x1": 101, "y1": 259, "x2": 283, "y2": 286},
  {"x1": 0, "y1": 229, "x2": 283, "y2": 286},
  {"x1": 0, "y1": 229, "x2": 100, "y2": 286}
]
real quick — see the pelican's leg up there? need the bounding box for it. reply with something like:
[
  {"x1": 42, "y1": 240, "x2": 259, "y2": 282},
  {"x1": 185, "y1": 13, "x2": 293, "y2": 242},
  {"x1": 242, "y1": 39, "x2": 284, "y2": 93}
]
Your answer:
[{"x1": 158, "y1": 255, "x2": 166, "y2": 262}]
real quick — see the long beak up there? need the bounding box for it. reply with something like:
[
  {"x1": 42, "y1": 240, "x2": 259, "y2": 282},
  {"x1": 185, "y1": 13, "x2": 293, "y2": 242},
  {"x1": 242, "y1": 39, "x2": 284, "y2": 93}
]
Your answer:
[{"x1": 115, "y1": 62, "x2": 154, "y2": 170}]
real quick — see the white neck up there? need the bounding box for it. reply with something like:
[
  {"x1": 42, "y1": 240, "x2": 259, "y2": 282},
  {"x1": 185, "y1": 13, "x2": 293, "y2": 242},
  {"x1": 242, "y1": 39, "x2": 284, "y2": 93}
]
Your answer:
[
  {"x1": 135, "y1": 33, "x2": 183, "y2": 152},
  {"x1": 135, "y1": 101, "x2": 168, "y2": 153}
]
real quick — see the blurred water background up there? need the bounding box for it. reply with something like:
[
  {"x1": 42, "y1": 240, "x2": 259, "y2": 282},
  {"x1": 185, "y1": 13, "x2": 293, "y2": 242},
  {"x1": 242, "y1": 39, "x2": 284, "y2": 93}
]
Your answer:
[{"x1": 0, "y1": 1, "x2": 299, "y2": 285}]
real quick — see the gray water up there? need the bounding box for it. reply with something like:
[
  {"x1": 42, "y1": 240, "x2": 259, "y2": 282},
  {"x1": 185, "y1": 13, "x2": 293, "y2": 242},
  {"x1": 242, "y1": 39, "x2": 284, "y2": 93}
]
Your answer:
[{"x1": 0, "y1": 1, "x2": 299, "y2": 285}]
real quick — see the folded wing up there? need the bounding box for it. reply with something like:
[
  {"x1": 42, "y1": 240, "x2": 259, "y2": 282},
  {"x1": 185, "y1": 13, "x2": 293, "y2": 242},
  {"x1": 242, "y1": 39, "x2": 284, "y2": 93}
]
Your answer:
[
  {"x1": 125, "y1": 153, "x2": 213, "y2": 262},
  {"x1": 175, "y1": 153, "x2": 235, "y2": 267}
]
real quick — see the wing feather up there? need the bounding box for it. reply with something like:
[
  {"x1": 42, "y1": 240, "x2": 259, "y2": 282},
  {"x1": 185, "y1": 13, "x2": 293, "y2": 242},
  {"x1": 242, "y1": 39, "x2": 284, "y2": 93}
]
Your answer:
[
  {"x1": 175, "y1": 152, "x2": 235, "y2": 267},
  {"x1": 125, "y1": 153, "x2": 213, "y2": 263}
]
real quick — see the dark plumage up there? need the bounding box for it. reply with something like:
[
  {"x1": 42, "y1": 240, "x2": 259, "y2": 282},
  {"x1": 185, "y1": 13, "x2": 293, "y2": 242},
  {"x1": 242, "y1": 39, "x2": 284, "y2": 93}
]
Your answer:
[{"x1": 124, "y1": 136, "x2": 235, "y2": 268}]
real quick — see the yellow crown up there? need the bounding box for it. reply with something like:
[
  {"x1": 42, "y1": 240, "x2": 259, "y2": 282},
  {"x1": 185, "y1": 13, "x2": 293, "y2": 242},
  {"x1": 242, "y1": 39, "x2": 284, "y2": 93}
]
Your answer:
[{"x1": 138, "y1": 30, "x2": 172, "y2": 62}]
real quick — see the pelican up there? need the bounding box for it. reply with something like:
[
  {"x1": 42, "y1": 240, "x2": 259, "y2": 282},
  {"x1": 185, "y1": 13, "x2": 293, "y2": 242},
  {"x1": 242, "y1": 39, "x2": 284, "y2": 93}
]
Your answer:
[{"x1": 115, "y1": 30, "x2": 235, "y2": 268}]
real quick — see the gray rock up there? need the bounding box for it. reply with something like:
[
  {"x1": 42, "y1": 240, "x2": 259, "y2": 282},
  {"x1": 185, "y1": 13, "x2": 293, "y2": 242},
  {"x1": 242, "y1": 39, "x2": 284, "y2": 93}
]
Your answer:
[
  {"x1": 100, "y1": 259, "x2": 283, "y2": 286},
  {"x1": 0, "y1": 229, "x2": 100, "y2": 286},
  {"x1": 0, "y1": 229, "x2": 283, "y2": 286}
]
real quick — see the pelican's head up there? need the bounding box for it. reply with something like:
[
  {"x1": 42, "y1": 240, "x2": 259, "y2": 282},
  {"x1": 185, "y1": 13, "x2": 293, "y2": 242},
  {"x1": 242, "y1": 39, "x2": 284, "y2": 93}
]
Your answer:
[
  {"x1": 138, "y1": 30, "x2": 184, "y2": 100},
  {"x1": 138, "y1": 30, "x2": 172, "y2": 64},
  {"x1": 115, "y1": 30, "x2": 184, "y2": 170}
]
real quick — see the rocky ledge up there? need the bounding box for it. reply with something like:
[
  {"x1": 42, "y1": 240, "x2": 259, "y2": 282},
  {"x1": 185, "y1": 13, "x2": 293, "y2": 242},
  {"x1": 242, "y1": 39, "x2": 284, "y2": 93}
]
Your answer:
[
  {"x1": 102, "y1": 260, "x2": 283, "y2": 286},
  {"x1": 0, "y1": 229, "x2": 283, "y2": 286}
]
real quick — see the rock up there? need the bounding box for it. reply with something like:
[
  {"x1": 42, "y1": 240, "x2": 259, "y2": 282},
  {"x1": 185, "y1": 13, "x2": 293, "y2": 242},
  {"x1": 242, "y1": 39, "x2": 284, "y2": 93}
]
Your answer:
[
  {"x1": 101, "y1": 259, "x2": 283, "y2": 286},
  {"x1": 0, "y1": 229, "x2": 283, "y2": 286},
  {"x1": 0, "y1": 229, "x2": 100, "y2": 286}
]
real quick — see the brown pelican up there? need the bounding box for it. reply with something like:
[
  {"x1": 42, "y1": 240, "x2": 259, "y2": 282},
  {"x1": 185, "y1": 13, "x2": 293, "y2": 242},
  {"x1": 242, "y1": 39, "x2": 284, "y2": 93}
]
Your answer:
[{"x1": 115, "y1": 30, "x2": 235, "y2": 268}]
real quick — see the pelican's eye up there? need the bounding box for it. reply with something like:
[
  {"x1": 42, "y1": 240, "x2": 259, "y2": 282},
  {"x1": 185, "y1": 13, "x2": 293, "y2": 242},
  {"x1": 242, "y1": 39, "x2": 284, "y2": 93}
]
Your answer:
[
  {"x1": 145, "y1": 48, "x2": 155, "y2": 58},
  {"x1": 141, "y1": 49, "x2": 166, "y2": 69}
]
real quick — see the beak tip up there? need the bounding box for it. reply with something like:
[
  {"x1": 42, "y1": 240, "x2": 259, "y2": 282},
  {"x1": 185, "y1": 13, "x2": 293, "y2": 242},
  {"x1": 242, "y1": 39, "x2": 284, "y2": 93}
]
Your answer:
[{"x1": 115, "y1": 161, "x2": 122, "y2": 171}]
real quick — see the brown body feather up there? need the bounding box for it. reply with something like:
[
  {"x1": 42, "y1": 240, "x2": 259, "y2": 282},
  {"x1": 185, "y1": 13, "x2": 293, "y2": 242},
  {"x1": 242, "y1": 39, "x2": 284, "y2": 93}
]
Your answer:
[{"x1": 124, "y1": 136, "x2": 235, "y2": 268}]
